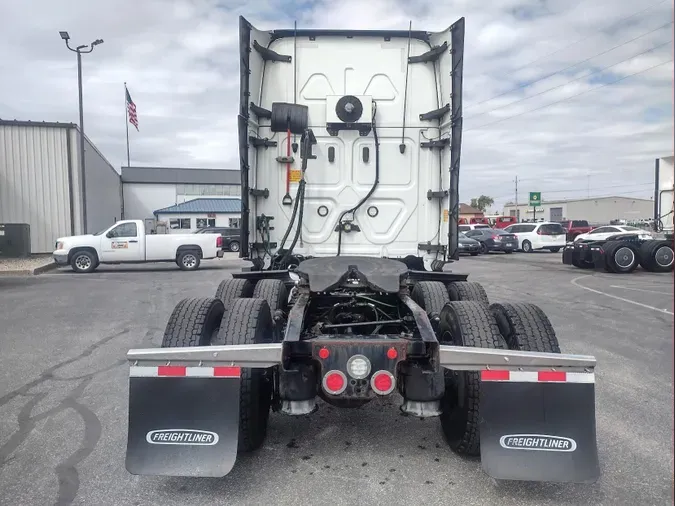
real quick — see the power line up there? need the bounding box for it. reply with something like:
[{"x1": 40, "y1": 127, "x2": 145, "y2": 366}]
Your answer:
[
  {"x1": 466, "y1": 20, "x2": 672, "y2": 110},
  {"x1": 500, "y1": 0, "x2": 668, "y2": 78},
  {"x1": 466, "y1": 40, "x2": 671, "y2": 120},
  {"x1": 464, "y1": 59, "x2": 673, "y2": 131}
]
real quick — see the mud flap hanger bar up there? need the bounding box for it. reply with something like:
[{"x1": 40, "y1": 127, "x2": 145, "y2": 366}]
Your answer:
[{"x1": 127, "y1": 344, "x2": 595, "y2": 372}]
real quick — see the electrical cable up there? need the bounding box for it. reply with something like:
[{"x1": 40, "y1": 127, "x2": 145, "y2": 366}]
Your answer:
[
  {"x1": 466, "y1": 40, "x2": 672, "y2": 119},
  {"x1": 464, "y1": 59, "x2": 673, "y2": 131},
  {"x1": 337, "y1": 103, "x2": 380, "y2": 256},
  {"x1": 466, "y1": 20, "x2": 672, "y2": 110}
]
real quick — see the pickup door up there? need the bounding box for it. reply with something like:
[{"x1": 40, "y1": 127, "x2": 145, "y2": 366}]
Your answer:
[{"x1": 100, "y1": 222, "x2": 144, "y2": 262}]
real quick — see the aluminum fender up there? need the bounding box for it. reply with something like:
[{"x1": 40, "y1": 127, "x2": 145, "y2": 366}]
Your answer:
[
  {"x1": 127, "y1": 343, "x2": 283, "y2": 368},
  {"x1": 438, "y1": 345, "x2": 596, "y2": 372}
]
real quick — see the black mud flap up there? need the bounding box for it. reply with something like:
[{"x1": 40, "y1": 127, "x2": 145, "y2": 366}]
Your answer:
[
  {"x1": 479, "y1": 370, "x2": 600, "y2": 483},
  {"x1": 125, "y1": 365, "x2": 241, "y2": 477}
]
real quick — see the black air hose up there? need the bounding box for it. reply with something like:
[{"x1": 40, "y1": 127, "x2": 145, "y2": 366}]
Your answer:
[
  {"x1": 337, "y1": 103, "x2": 380, "y2": 256},
  {"x1": 279, "y1": 182, "x2": 306, "y2": 267}
]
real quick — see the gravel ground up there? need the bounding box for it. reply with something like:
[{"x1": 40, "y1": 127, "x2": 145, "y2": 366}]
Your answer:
[
  {"x1": 0, "y1": 255, "x2": 54, "y2": 274},
  {"x1": 0, "y1": 252, "x2": 672, "y2": 506}
]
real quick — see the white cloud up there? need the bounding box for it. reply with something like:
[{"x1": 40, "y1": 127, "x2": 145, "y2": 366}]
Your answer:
[{"x1": 0, "y1": 0, "x2": 672, "y2": 209}]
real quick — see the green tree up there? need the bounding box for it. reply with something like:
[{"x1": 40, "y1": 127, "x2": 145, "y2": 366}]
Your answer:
[{"x1": 470, "y1": 195, "x2": 494, "y2": 212}]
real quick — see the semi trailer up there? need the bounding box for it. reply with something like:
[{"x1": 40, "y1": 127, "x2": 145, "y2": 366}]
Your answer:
[{"x1": 124, "y1": 17, "x2": 600, "y2": 484}]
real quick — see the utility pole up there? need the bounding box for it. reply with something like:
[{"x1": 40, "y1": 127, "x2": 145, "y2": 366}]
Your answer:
[
  {"x1": 59, "y1": 31, "x2": 104, "y2": 233},
  {"x1": 515, "y1": 176, "x2": 519, "y2": 222}
]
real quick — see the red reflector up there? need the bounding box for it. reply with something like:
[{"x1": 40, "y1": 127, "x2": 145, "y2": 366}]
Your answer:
[
  {"x1": 386, "y1": 347, "x2": 398, "y2": 359},
  {"x1": 538, "y1": 371, "x2": 567, "y2": 382},
  {"x1": 158, "y1": 365, "x2": 186, "y2": 377},
  {"x1": 216, "y1": 236, "x2": 223, "y2": 248},
  {"x1": 213, "y1": 366, "x2": 241, "y2": 378},
  {"x1": 481, "y1": 370, "x2": 510, "y2": 381},
  {"x1": 324, "y1": 372, "x2": 345, "y2": 393},
  {"x1": 318, "y1": 348, "x2": 330, "y2": 359},
  {"x1": 373, "y1": 373, "x2": 392, "y2": 392}
]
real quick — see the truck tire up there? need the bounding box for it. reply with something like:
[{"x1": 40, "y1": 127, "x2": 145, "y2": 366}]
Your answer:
[
  {"x1": 161, "y1": 297, "x2": 225, "y2": 348},
  {"x1": 438, "y1": 301, "x2": 506, "y2": 456},
  {"x1": 215, "y1": 278, "x2": 255, "y2": 309},
  {"x1": 70, "y1": 249, "x2": 97, "y2": 273},
  {"x1": 213, "y1": 298, "x2": 274, "y2": 453},
  {"x1": 602, "y1": 241, "x2": 639, "y2": 274},
  {"x1": 490, "y1": 302, "x2": 560, "y2": 353},
  {"x1": 411, "y1": 281, "x2": 450, "y2": 318},
  {"x1": 252, "y1": 279, "x2": 289, "y2": 314},
  {"x1": 639, "y1": 240, "x2": 674, "y2": 272},
  {"x1": 447, "y1": 281, "x2": 489, "y2": 305},
  {"x1": 177, "y1": 250, "x2": 201, "y2": 271}
]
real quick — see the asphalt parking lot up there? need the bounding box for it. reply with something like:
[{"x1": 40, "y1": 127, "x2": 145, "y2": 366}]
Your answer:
[{"x1": 0, "y1": 252, "x2": 672, "y2": 506}]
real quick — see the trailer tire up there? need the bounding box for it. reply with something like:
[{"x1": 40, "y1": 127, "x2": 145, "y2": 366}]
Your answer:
[
  {"x1": 161, "y1": 297, "x2": 225, "y2": 348},
  {"x1": 215, "y1": 278, "x2": 255, "y2": 309},
  {"x1": 602, "y1": 241, "x2": 639, "y2": 274},
  {"x1": 411, "y1": 281, "x2": 450, "y2": 319},
  {"x1": 490, "y1": 302, "x2": 560, "y2": 353},
  {"x1": 438, "y1": 301, "x2": 506, "y2": 456},
  {"x1": 447, "y1": 281, "x2": 489, "y2": 305},
  {"x1": 252, "y1": 279, "x2": 289, "y2": 314},
  {"x1": 639, "y1": 240, "x2": 674, "y2": 272},
  {"x1": 214, "y1": 298, "x2": 274, "y2": 453}
]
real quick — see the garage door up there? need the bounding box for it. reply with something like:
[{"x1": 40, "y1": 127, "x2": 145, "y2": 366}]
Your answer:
[{"x1": 550, "y1": 207, "x2": 563, "y2": 222}]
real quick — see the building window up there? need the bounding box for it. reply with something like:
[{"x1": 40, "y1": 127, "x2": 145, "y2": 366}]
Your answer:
[
  {"x1": 169, "y1": 218, "x2": 191, "y2": 230},
  {"x1": 228, "y1": 218, "x2": 241, "y2": 228},
  {"x1": 196, "y1": 218, "x2": 217, "y2": 229}
]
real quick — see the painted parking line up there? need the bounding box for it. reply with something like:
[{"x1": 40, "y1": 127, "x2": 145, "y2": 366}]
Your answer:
[
  {"x1": 571, "y1": 275, "x2": 674, "y2": 315},
  {"x1": 609, "y1": 285, "x2": 673, "y2": 296}
]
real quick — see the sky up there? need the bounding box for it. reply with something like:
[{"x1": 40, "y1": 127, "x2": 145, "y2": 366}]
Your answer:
[{"x1": 0, "y1": 0, "x2": 673, "y2": 210}]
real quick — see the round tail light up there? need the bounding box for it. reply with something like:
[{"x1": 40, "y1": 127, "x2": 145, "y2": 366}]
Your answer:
[
  {"x1": 371, "y1": 371, "x2": 395, "y2": 395},
  {"x1": 322, "y1": 371, "x2": 347, "y2": 395}
]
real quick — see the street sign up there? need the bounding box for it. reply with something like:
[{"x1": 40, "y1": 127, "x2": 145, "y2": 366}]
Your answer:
[{"x1": 529, "y1": 192, "x2": 541, "y2": 207}]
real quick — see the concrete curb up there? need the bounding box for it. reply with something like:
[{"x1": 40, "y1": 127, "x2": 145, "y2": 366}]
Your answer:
[
  {"x1": 32, "y1": 262, "x2": 59, "y2": 275},
  {"x1": 0, "y1": 261, "x2": 58, "y2": 276}
]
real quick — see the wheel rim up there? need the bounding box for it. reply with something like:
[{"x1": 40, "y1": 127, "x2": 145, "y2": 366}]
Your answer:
[
  {"x1": 523, "y1": 242, "x2": 531, "y2": 252},
  {"x1": 655, "y1": 246, "x2": 674, "y2": 267},
  {"x1": 481, "y1": 243, "x2": 488, "y2": 254},
  {"x1": 614, "y1": 247, "x2": 635, "y2": 268},
  {"x1": 230, "y1": 242, "x2": 239, "y2": 252},
  {"x1": 182, "y1": 254, "x2": 197, "y2": 268},
  {"x1": 74, "y1": 254, "x2": 91, "y2": 270}
]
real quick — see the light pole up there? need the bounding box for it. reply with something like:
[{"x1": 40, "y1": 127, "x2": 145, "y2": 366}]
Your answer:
[{"x1": 59, "y1": 31, "x2": 103, "y2": 233}]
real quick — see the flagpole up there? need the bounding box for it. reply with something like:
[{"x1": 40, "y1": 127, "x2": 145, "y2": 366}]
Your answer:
[{"x1": 124, "y1": 82, "x2": 131, "y2": 167}]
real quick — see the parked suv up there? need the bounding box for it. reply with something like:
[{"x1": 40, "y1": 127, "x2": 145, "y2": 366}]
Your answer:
[
  {"x1": 504, "y1": 222, "x2": 567, "y2": 252},
  {"x1": 559, "y1": 220, "x2": 592, "y2": 241},
  {"x1": 195, "y1": 227, "x2": 241, "y2": 252}
]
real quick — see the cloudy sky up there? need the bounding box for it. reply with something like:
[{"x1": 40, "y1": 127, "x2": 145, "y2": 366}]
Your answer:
[{"x1": 0, "y1": 0, "x2": 672, "y2": 209}]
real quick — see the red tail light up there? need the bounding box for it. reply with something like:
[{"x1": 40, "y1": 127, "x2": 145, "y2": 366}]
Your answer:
[
  {"x1": 216, "y1": 236, "x2": 223, "y2": 247},
  {"x1": 371, "y1": 371, "x2": 396, "y2": 395},
  {"x1": 491, "y1": 235, "x2": 499, "y2": 240},
  {"x1": 322, "y1": 371, "x2": 347, "y2": 395}
]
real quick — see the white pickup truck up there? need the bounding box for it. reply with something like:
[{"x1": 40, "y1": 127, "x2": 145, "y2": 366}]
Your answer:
[{"x1": 53, "y1": 219, "x2": 224, "y2": 273}]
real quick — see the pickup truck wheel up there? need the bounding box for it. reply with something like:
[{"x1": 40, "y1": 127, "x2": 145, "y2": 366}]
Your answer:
[
  {"x1": 447, "y1": 281, "x2": 489, "y2": 306},
  {"x1": 490, "y1": 302, "x2": 560, "y2": 353},
  {"x1": 177, "y1": 250, "x2": 201, "y2": 271},
  {"x1": 602, "y1": 241, "x2": 639, "y2": 274},
  {"x1": 70, "y1": 250, "x2": 97, "y2": 273},
  {"x1": 215, "y1": 278, "x2": 255, "y2": 309},
  {"x1": 228, "y1": 241, "x2": 240, "y2": 252},
  {"x1": 438, "y1": 301, "x2": 506, "y2": 456},
  {"x1": 161, "y1": 297, "x2": 225, "y2": 348},
  {"x1": 411, "y1": 281, "x2": 450, "y2": 320},
  {"x1": 213, "y1": 298, "x2": 274, "y2": 453}
]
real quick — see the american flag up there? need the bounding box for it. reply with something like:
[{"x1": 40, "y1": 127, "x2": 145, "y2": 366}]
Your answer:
[{"x1": 126, "y1": 87, "x2": 138, "y2": 131}]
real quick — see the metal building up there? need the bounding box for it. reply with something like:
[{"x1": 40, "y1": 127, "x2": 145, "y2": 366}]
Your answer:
[
  {"x1": 0, "y1": 119, "x2": 122, "y2": 253},
  {"x1": 502, "y1": 196, "x2": 654, "y2": 224},
  {"x1": 154, "y1": 198, "x2": 242, "y2": 233},
  {"x1": 121, "y1": 166, "x2": 241, "y2": 223}
]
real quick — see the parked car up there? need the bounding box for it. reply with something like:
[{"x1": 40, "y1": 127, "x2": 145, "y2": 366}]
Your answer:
[
  {"x1": 574, "y1": 225, "x2": 653, "y2": 243},
  {"x1": 503, "y1": 222, "x2": 567, "y2": 253},
  {"x1": 53, "y1": 220, "x2": 223, "y2": 273},
  {"x1": 195, "y1": 227, "x2": 241, "y2": 252},
  {"x1": 464, "y1": 228, "x2": 518, "y2": 254},
  {"x1": 559, "y1": 220, "x2": 593, "y2": 241},
  {"x1": 458, "y1": 223, "x2": 492, "y2": 232},
  {"x1": 458, "y1": 232, "x2": 481, "y2": 255},
  {"x1": 492, "y1": 216, "x2": 518, "y2": 229}
]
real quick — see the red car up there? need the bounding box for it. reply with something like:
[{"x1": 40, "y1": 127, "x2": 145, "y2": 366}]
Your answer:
[
  {"x1": 493, "y1": 216, "x2": 518, "y2": 229},
  {"x1": 559, "y1": 220, "x2": 592, "y2": 241}
]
